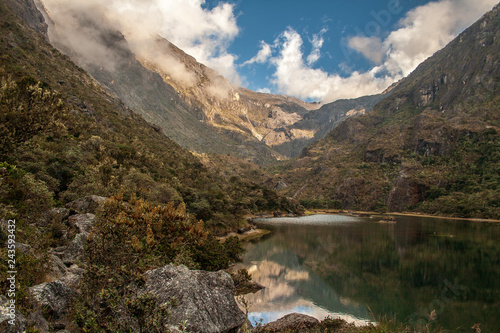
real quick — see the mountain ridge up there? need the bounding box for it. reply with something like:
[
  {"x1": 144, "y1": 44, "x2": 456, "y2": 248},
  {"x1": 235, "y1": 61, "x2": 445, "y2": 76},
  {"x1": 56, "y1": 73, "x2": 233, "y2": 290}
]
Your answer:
[
  {"x1": 37, "y1": 0, "x2": 392, "y2": 162},
  {"x1": 276, "y1": 3, "x2": 500, "y2": 218}
]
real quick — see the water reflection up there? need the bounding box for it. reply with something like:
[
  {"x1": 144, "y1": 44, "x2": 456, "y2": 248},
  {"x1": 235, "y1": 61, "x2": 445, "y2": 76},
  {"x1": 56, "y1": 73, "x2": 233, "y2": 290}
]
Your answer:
[{"x1": 238, "y1": 214, "x2": 500, "y2": 331}]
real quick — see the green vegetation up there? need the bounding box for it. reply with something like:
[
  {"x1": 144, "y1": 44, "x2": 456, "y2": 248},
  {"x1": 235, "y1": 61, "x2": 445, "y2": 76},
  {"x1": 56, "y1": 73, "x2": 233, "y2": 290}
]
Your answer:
[
  {"x1": 0, "y1": 0, "x2": 301, "y2": 233},
  {"x1": 74, "y1": 192, "x2": 244, "y2": 331},
  {"x1": 0, "y1": 1, "x2": 300, "y2": 330}
]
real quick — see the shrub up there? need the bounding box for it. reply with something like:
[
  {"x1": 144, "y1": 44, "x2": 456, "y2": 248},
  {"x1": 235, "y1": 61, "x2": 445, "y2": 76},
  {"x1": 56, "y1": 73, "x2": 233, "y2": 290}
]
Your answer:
[{"x1": 75, "y1": 192, "x2": 241, "y2": 331}]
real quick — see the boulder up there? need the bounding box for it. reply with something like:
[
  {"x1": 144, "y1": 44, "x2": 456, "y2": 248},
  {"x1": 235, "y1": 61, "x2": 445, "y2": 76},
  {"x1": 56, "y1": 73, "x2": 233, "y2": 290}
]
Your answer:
[
  {"x1": 48, "y1": 254, "x2": 68, "y2": 280},
  {"x1": 67, "y1": 213, "x2": 95, "y2": 234},
  {"x1": 263, "y1": 313, "x2": 319, "y2": 332},
  {"x1": 60, "y1": 233, "x2": 87, "y2": 265},
  {"x1": 0, "y1": 295, "x2": 28, "y2": 333},
  {"x1": 29, "y1": 309, "x2": 50, "y2": 333},
  {"x1": 29, "y1": 280, "x2": 77, "y2": 319},
  {"x1": 60, "y1": 271, "x2": 82, "y2": 289},
  {"x1": 143, "y1": 265, "x2": 246, "y2": 333},
  {"x1": 65, "y1": 195, "x2": 106, "y2": 214}
]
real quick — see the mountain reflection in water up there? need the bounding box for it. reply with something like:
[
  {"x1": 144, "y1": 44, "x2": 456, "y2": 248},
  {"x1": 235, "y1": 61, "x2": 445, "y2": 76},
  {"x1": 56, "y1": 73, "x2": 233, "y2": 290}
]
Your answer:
[{"x1": 237, "y1": 214, "x2": 500, "y2": 330}]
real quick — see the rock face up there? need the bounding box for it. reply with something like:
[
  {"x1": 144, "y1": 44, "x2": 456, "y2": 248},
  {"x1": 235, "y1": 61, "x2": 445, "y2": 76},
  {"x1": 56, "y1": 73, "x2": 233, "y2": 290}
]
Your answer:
[
  {"x1": 263, "y1": 313, "x2": 319, "y2": 332},
  {"x1": 60, "y1": 233, "x2": 87, "y2": 265},
  {"x1": 143, "y1": 265, "x2": 246, "y2": 333},
  {"x1": 29, "y1": 280, "x2": 77, "y2": 319}
]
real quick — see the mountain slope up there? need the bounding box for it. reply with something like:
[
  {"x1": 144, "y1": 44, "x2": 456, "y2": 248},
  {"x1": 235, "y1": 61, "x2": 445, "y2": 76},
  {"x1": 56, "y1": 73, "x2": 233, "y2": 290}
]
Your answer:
[
  {"x1": 0, "y1": 0, "x2": 301, "y2": 231},
  {"x1": 270, "y1": 93, "x2": 387, "y2": 157},
  {"x1": 278, "y1": 4, "x2": 500, "y2": 218},
  {"x1": 35, "y1": 1, "x2": 325, "y2": 164}
]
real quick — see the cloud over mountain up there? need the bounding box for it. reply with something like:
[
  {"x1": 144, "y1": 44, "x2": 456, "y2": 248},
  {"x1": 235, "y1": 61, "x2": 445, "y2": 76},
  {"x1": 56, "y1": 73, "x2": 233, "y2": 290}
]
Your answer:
[
  {"x1": 250, "y1": 0, "x2": 497, "y2": 103},
  {"x1": 41, "y1": 0, "x2": 241, "y2": 85},
  {"x1": 41, "y1": 0, "x2": 497, "y2": 103}
]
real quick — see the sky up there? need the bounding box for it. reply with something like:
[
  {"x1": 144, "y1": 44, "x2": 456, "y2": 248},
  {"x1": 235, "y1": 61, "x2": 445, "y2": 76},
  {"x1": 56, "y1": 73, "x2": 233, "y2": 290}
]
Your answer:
[{"x1": 41, "y1": 0, "x2": 498, "y2": 103}]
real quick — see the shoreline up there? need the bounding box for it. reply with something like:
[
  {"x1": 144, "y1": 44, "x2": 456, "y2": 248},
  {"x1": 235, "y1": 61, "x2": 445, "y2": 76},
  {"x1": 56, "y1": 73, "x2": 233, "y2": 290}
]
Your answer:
[
  {"x1": 302, "y1": 209, "x2": 500, "y2": 223},
  {"x1": 218, "y1": 228, "x2": 271, "y2": 242}
]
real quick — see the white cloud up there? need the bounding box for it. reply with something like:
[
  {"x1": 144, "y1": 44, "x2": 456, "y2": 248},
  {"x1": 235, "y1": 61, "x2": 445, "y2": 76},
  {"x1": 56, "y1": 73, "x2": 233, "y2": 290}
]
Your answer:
[
  {"x1": 41, "y1": 0, "x2": 242, "y2": 85},
  {"x1": 307, "y1": 28, "x2": 327, "y2": 66},
  {"x1": 347, "y1": 36, "x2": 384, "y2": 64},
  {"x1": 270, "y1": 28, "x2": 395, "y2": 102},
  {"x1": 243, "y1": 41, "x2": 272, "y2": 65},
  {"x1": 266, "y1": 0, "x2": 497, "y2": 103},
  {"x1": 381, "y1": 0, "x2": 497, "y2": 77},
  {"x1": 41, "y1": 0, "x2": 497, "y2": 103}
]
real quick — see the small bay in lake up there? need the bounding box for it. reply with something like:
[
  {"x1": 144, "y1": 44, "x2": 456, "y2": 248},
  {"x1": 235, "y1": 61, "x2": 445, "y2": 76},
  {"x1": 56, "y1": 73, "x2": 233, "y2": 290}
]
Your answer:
[{"x1": 238, "y1": 214, "x2": 499, "y2": 331}]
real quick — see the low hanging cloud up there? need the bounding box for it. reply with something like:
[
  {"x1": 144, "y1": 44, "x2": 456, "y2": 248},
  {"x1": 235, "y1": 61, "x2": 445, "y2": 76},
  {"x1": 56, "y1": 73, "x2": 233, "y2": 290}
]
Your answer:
[
  {"x1": 41, "y1": 0, "x2": 241, "y2": 85},
  {"x1": 256, "y1": 0, "x2": 497, "y2": 103}
]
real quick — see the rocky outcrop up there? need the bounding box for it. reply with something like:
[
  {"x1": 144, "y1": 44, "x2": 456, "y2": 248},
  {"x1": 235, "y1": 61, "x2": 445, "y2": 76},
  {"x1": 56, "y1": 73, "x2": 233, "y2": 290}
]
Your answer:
[
  {"x1": 143, "y1": 265, "x2": 246, "y2": 333},
  {"x1": 263, "y1": 313, "x2": 319, "y2": 332},
  {"x1": 28, "y1": 310, "x2": 49, "y2": 333},
  {"x1": 51, "y1": 213, "x2": 95, "y2": 265},
  {"x1": 59, "y1": 233, "x2": 87, "y2": 265},
  {"x1": 48, "y1": 254, "x2": 68, "y2": 280},
  {"x1": 65, "y1": 195, "x2": 106, "y2": 214},
  {"x1": 386, "y1": 168, "x2": 427, "y2": 212},
  {"x1": 29, "y1": 280, "x2": 77, "y2": 319},
  {"x1": 67, "y1": 213, "x2": 95, "y2": 234}
]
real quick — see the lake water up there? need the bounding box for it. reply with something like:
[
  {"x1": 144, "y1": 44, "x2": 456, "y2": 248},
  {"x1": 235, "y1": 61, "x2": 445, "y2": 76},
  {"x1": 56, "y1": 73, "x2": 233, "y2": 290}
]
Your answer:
[{"x1": 237, "y1": 214, "x2": 500, "y2": 331}]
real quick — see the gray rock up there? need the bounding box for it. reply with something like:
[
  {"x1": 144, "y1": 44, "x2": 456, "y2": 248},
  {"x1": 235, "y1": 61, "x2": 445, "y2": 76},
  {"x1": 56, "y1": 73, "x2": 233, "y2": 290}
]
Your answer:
[
  {"x1": 29, "y1": 310, "x2": 49, "y2": 333},
  {"x1": 143, "y1": 265, "x2": 246, "y2": 333},
  {"x1": 60, "y1": 233, "x2": 87, "y2": 265},
  {"x1": 48, "y1": 254, "x2": 68, "y2": 280},
  {"x1": 17, "y1": 242, "x2": 32, "y2": 254},
  {"x1": 68, "y1": 264, "x2": 85, "y2": 276},
  {"x1": 263, "y1": 313, "x2": 319, "y2": 332},
  {"x1": 67, "y1": 213, "x2": 95, "y2": 234},
  {"x1": 65, "y1": 195, "x2": 106, "y2": 214},
  {"x1": 29, "y1": 280, "x2": 77, "y2": 319},
  {"x1": 0, "y1": 295, "x2": 28, "y2": 333},
  {"x1": 60, "y1": 271, "x2": 81, "y2": 289}
]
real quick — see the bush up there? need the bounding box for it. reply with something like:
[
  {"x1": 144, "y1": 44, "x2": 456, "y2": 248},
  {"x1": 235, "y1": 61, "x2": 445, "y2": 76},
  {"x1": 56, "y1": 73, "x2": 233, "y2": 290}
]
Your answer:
[{"x1": 75, "y1": 192, "x2": 241, "y2": 331}]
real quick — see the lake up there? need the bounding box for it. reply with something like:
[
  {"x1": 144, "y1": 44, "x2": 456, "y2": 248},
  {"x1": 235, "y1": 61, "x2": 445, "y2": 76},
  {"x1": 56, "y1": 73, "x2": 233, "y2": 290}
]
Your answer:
[{"x1": 237, "y1": 214, "x2": 500, "y2": 331}]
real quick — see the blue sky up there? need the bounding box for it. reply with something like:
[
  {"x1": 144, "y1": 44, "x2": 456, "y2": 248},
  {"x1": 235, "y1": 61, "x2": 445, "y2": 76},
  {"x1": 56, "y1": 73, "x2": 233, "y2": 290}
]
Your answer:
[
  {"x1": 198, "y1": 0, "x2": 497, "y2": 102},
  {"x1": 219, "y1": 0, "x2": 424, "y2": 91},
  {"x1": 42, "y1": 0, "x2": 498, "y2": 103}
]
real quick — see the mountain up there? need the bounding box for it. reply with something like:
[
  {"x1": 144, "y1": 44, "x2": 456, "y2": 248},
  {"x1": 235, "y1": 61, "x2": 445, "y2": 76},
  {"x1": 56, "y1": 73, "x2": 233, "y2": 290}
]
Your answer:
[
  {"x1": 35, "y1": 1, "x2": 392, "y2": 163},
  {"x1": 34, "y1": 1, "x2": 322, "y2": 164},
  {"x1": 270, "y1": 93, "x2": 387, "y2": 157},
  {"x1": 0, "y1": 0, "x2": 302, "y2": 231},
  {"x1": 277, "y1": 4, "x2": 500, "y2": 219}
]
